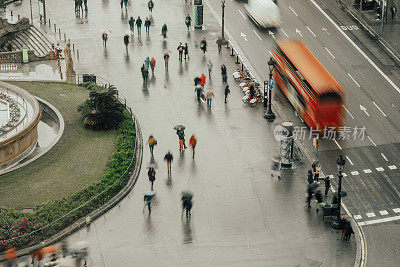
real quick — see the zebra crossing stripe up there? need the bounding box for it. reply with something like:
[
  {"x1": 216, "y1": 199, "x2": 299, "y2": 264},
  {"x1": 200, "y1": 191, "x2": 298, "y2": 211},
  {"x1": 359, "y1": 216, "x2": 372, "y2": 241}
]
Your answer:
[
  {"x1": 354, "y1": 214, "x2": 362, "y2": 220},
  {"x1": 376, "y1": 167, "x2": 384, "y2": 171},
  {"x1": 351, "y1": 171, "x2": 359, "y2": 175},
  {"x1": 388, "y1": 165, "x2": 397, "y2": 170},
  {"x1": 393, "y1": 208, "x2": 400, "y2": 213},
  {"x1": 366, "y1": 212, "x2": 376, "y2": 217},
  {"x1": 379, "y1": 210, "x2": 389, "y2": 215},
  {"x1": 363, "y1": 169, "x2": 372, "y2": 173}
]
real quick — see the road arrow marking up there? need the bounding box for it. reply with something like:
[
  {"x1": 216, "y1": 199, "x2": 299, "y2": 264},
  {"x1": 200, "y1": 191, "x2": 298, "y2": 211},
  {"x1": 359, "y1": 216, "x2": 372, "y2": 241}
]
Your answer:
[
  {"x1": 253, "y1": 30, "x2": 262, "y2": 40},
  {"x1": 281, "y1": 28, "x2": 289, "y2": 38},
  {"x1": 295, "y1": 29, "x2": 303, "y2": 37},
  {"x1": 306, "y1": 26, "x2": 316, "y2": 37},
  {"x1": 240, "y1": 32, "x2": 247, "y2": 42},
  {"x1": 269, "y1": 31, "x2": 275, "y2": 39},
  {"x1": 360, "y1": 105, "x2": 369, "y2": 116},
  {"x1": 288, "y1": 6, "x2": 298, "y2": 16},
  {"x1": 238, "y1": 10, "x2": 247, "y2": 20},
  {"x1": 322, "y1": 27, "x2": 330, "y2": 35}
]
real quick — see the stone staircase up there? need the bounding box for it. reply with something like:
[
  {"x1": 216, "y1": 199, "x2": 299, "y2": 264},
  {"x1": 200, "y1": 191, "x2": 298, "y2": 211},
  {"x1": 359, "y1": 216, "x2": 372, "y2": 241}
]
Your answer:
[{"x1": 0, "y1": 25, "x2": 53, "y2": 57}]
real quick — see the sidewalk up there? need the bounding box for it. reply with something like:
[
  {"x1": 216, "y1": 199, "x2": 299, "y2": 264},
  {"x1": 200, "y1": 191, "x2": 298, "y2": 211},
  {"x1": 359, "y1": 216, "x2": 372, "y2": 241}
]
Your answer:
[
  {"x1": 340, "y1": 0, "x2": 400, "y2": 63},
  {"x1": 3, "y1": 0, "x2": 356, "y2": 265}
]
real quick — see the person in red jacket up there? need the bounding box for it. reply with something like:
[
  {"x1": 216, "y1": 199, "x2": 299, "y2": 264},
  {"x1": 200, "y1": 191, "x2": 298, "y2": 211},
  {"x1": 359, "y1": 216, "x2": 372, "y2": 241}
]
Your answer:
[
  {"x1": 150, "y1": 57, "x2": 156, "y2": 73},
  {"x1": 189, "y1": 134, "x2": 197, "y2": 159},
  {"x1": 199, "y1": 74, "x2": 206, "y2": 89}
]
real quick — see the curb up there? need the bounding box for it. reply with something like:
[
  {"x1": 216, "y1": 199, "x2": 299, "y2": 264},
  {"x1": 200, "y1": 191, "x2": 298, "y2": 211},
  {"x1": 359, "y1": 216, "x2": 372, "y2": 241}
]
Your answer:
[
  {"x1": 339, "y1": 1, "x2": 400, "y2": 66},
  {"x1": 0, "y1": 103, "x2": 143, "y2": 261}
]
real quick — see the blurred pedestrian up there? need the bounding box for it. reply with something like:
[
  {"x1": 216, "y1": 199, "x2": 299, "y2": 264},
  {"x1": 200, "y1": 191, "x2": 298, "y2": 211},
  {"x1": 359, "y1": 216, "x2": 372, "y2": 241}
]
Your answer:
[
  {"x1": 221, "y1": 64, "x2": 227, "y2": 83},
  {"x1": 200, "y1": 37, "x2": 207, "y2": 55},
  {"x1": 185, "y1": 14, "x2": 192, "y2": 30},
  {"x1": 120, "y1": 0, "x2": 123, "y2": 9},
  {"x1": 184, "y1": 43, "x2": 189, "y2": 59},
  {"x1": 148, "y1": 0, "x2": 154, "y2": 12},
  {"x1": 224, "y1": 84, "x2": 230, "y2": 104},
  {"x1": 176, "y1": 129, "x2": 187, "y2": 150},
  {"x1": 83, "y1": 0, "x2": 88, "y2": 14},
  {"x1": 145, "y1": 17, "x2": 151, "y2": 34},
  {"x1": 136, "y1": 16, "x2": 143, "y2": 35},
  {"x1": 102, "y1": 32, "x2": 108, "y2": 47},
  {"x1": 144, "y1": 56, "x2": 150, "y2": 69},
  {"x1": 123, "y1": 34, "x2": 130, "y2": 50},
  {"x1": 391, "y1": 4, "x2": 397, "y2": 21},
  {"x1": 344, "y1": 222, "x2": 354, "y2": 242},
  {"x1": 60, "y1": 240, "x2": 68, "y2": 258},
  {"x1": 146, "y1": 135, "x2": 157, "y2": 155},
  {"x1": 129, "y1": 16, "x2": 135, "y2": 31},
  {"x1": 314, "y1": 163, "x2": 321, "y2": 182},
  {"x1": 177, "y1": 42, "x2": 184, "y2": 61},
  {"x1": 123, "y1": 0, "x2": 129, "y2": 10},
  {"x1": 141, "y1": 64, "x2": 149, "y2": 82},
  {"x1": 189, "y1": 134, "x2": 197, "y2": 158},
  {"x1": 207, "y1": 60, "x2": 213, "y2": 78},
  {"x1": 195, "y1": 84, "x2": 202, "y2": 103},
  {"x1": 164, "y1": 151, "x2": 173, "y2": 174},
  {"x1": 306, "y1": 187, "x2": 314, "y2": 209},
  {"x1": 200, "y1": 73, "x2": 206, "y2": 89},
  {"x1": 216, "y1": 36, "x2": 223, "y2": 54},
  {"x1": 143, "y1": 195, "x2": 152, "y2": 213},
  {"x1": 150, "y1": 57, "x2": 156, "y2": 73},
  {"x1": 162, "y1": 23, "x2": 168, "y2": 38},
  {"x1": 148, "y1": 167, "x2": 156, "y2": 190},
  {"x1": 307, "y1": 170, "x2": 313, "y2": 184},
  {"x1": 164, "y1": 52, "x2": 170, "y2": 71},
  {"x1": 206, "y1": 89, "x2": 214, "y2": 108},
  {"x1": 324, "y1": 175, "x2": 331, "y2": 196}
]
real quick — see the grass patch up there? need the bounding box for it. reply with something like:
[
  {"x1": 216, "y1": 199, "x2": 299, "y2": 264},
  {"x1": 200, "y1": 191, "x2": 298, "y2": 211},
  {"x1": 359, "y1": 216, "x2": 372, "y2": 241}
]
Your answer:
[{"x1": 0, "y1": 82, "x2": 117, "y2": 209}]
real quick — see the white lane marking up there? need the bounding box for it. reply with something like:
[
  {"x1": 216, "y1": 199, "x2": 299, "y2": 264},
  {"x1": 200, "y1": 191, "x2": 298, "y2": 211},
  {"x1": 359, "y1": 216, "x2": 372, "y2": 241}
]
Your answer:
[
  {"x1": 351, "y1": 171, "x2": 359, "y2": 175},
  {"x1": 288, "y1": 6, "x2": 298, "y2": 16},
  {"x1": 238, "y1": 10, "x2": 247, "y2": 20},
  {"x1": 389, "y1": 165, "x2": 397, "y2": 170},
  {"x1": 376, "y1": 167, "x2": 384, "y2": 171},
  {"x1": 360, "y1": 105, "x2": 369, "y2": 116},
  {"x1": 354, "y1": 215, "x2": 362, "y2": 220},
  {"x1": 363, "y1": 169, "x2": 372, "y2": 173},
  {"x1": 268, "y1": 50, "x2": 273, "y2": 57},
  {"x1": 372, "y1": 101, "x2": 387, "y2": 117},
  {"x1": 381, "y1": 153, "x2": 388, "y2": 161},
  {"x1": 379, "y1": 210, "x2": 389, "y2": 215},
  {"x1": 295, "y1": 29, "x2": 303, "y2": 37},
  {"x1": 309, "y1": 0, "x2": 400, "y2": 95},
  {"x1": 359, "y1": 215, "x2": 400, "y2": 226},
  {"x1": 295, "y1": 110, "x2": 304, "y2": 122},
  {"x1": 325, "y1": 47, "x2": 335, "y2": 59},
  {"x1": 334, "y1": 139, "x2": 342, "y2": 150},
  {"x1": 348, "y1": 73, "x2": 360, "y2": 87},
  {"x1": 346, "y1": 156, "x2": 353, "y2": 165},
  {"x1": 342, "y1": 172, "x2": 347, "y2": 177},
  {"x1": 268, "y1": 31, "x2": 275, "y2": 39},
  {"x1": 306, "y1": 26, "x2": 316, "y2": 37},
  {"x1": 253, "y1": 30, "x2": 262, "y2": 40},
  {"x1": 366, "y1": 212, "x2": 376, "y2": 218},
  {"x1": 394, "y1": 208, "x2": 400, "y2": 213},
  {"x1": 281, "y1": 28, "x2": 289, "y2": 38},
  {"x1": 342, "y1": 105, "x2": 354, "y2": 119},
  {"x1": 367, "y1": 136, "x2": 376, "y2": 146},
  {"x1": 240, "y1": 32, "x2": 247, "y2": 42}
]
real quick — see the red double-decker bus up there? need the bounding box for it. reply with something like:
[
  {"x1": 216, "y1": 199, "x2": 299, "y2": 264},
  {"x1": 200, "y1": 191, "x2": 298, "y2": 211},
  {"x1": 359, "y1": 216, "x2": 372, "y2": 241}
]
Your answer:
[{"x1": 272, "y1": 39, "x2": 345, "y2": 130}]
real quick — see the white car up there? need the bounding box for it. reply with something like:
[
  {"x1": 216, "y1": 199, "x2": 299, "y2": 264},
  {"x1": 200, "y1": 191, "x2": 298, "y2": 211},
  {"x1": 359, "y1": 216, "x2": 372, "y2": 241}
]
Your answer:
[{"x1": 244, "y1": 0, "x2": 282, "y2": 28}]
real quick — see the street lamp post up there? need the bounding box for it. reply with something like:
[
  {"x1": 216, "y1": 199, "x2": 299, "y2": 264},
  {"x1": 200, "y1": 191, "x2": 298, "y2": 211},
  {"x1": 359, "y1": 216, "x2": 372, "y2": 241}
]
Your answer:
[
  {"x1": 221, "y1": 0, "x2": 226, "y2": 43},
  {"x1": 264, "y1": 57, "x2": 275, "y2": 121},
  {"x1": 332, "y1": 155, "x2": 346, "y2": 229}
]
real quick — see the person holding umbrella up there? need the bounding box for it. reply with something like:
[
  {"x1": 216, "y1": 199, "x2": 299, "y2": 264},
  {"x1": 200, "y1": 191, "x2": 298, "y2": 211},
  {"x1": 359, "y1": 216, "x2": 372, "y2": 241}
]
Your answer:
[
  {"x1": 174, "y1": 125, "x2": 187, "y2": 151},
  {"x1": 181, "y1": 191, "x2": 193, "y2": 219},
  {"x1": 164, "y1": 151, "x2": 173, "y2": 174},
  {"x1": 148, "y1": 167, "x2": 156, "y2": 190},
  {"x1": 143, "y1": 191, "x2": 155, "y2": 213}
]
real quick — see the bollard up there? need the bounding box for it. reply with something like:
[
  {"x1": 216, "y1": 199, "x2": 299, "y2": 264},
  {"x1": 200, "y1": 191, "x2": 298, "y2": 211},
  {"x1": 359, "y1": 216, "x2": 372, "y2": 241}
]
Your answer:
[
  {"x1": 77, "y1": 49, "x2": 79, "y2": 59},
  {"x1": 59, "y1": 29, "x2": 61, "y2": 39},
  {"x1": 48, "y1": 19, "x2": 51, "y2": 27},
  {"x1": 235, "y1": 54, "x2": 240, "y2": 64},
  {"x1": 231, "y1": 47, "x2": 234, "y2": 57},
  {"x1": 54, "y1": 24, "x2": 56, "y2": 33},
  {"x1": 241, "y1": 62, "x2": 244, "y2": 71}
]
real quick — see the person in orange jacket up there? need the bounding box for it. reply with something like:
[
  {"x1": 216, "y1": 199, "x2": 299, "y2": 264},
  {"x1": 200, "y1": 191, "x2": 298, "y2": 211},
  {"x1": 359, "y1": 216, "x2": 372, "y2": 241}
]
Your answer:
[
  {"x1": 199, "y1": 74, "x2": 206, "y2": 89},
  {"x1": 150, "y1": 57, "x2": 156, "y2": 73},
  {"x1": 189, "y1": 134, "x2": 197, "y2": 159}
]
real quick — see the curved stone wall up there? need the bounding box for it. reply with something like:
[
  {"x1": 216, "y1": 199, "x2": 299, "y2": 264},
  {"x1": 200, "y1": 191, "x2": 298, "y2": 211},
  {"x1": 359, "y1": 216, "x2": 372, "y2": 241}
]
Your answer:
[{"x1": 0, "y1": 81, "x2": 41, "y2": 167}]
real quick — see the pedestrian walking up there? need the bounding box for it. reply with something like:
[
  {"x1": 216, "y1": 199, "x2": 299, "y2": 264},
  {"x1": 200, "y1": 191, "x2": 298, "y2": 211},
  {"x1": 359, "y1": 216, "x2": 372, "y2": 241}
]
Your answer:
[
  {"x1": 221, "y1": 64, "x2": 227, "y2": 83},
  {"x1": 83, "y1": 0, "x2": 88, "y2": 14},
  {"x1": 206, "y1": 89, "x2": 214, "y2": 108},
  {"x1": 150, "y1": 57, "x2": 156, "y2": 73},
  {"x1": 176, "y1": 129, "x2": 187, "y2": 150},
  {"x1": 148, "y1": 167, "x2": 156, "y2": 190},
  {"x1": 200, "y1": 37, "x2": 207, "y2": 55},
  {"x1": 120, "y1": 0, "x2": 123, "y2": 9},
  {"x1": 141, "y1": 64, "x2": 149, "y2": 82},
  {"x1": 145, "y1": 17, "x2": 151, "y2": 34},
  {"x1": 314, "y1": 163, "x2": 321, "y2": 182},
  {"x1": 185, "y1": 14, "x2": 192, "y2": 30},
  {"x1": 307, "y1": 170, "x2": 313, "y2": 184},
  {"x1": 224, "y1": 84, "x2": 230, "y2": 104},
  {"x1": 102, "y1": 32, "x2": 108, "y2": 47},
  {"x1": 148, "y1": 0, "x2": 154, "y2": 13},
  {"x1": 344, "y1": 222, "x2": 354, "y2": 242},
  {"x1": 129, "y1": 16, "x2": 135, "y2": 31},
  {"x1": 146, "y1": 135, "x2": 157, "y2": 155},
  {"x1": 189, "y1": 134, "x2": 197, "y2": 158},
  {"x1": 164, "y1": 151, "x2": 173, "y2": 174},
  {"x1": 123, "y1": 34, "x2": 130, "y2": 50},
  {"x1": 324, "y1": 175, "x2": 331, "y2": 196},
  {"x1": 306, "y1": 187, "x2": 314, "y2": 209},
  {"x1": 143, "y1": 195, "x2": 153, "y2": 213},
  {"x1": 162, "y1": 23, "x2": 168, "y2": 38},
  {"x1": 391, "y1": 4, "x2": 397, "y2": 21},
  {"x1": 164, "y1": 52, "x2": 170, "y2": 71},
  {"x1": 144, "y1": 56, "x2": 150, "y2": 70},
  {"x1": 182, "y1": 195, "x2": 193, "y2": 219},
  {"x1": 177, "y1": 42, "x2": 184, "y2": 61},
  {"x1": 216, "y1": 36, "x2": 223, "y2": 54},
  {"x1": 195, "y1": 84, "x2": 203, "y2": 103},
  {"x1": 123, "y1": 0, "x2": 129, "y2": 10},
  {"x1": 184, "y1": 43, "x2": 189, "y2": 59},
  {"x1": 200, "y1": 73, "x2": 206, "y2": 89},
  {"x1": 136, "y1": 16, "x2": 142, "y2": 35},
  {"x1": 207, "y1": 60, "x2": 213, "y2": 78}
]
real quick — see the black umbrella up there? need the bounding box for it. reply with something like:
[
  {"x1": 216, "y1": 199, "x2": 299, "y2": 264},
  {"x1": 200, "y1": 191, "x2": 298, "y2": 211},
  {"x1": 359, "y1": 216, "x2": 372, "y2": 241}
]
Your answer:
[
  {"x1": 308, "y1": 182, "x2": 319, "y2": 189},
  {"x1": 174, "y1": 125, "x2": 185, "y2": 131},
  {"x1": 333, "y1": 191, "x2": 347, "y2": 198}
]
